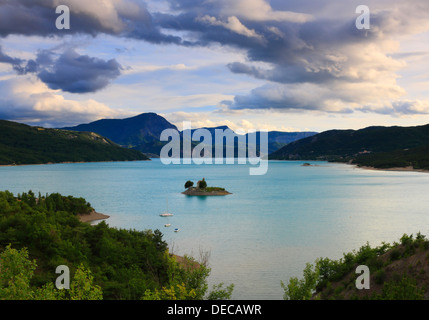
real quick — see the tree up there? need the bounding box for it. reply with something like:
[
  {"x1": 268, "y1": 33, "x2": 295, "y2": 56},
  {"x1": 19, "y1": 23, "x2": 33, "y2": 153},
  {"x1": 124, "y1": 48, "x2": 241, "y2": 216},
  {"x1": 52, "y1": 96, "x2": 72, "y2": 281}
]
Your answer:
[
  {"x1": 206, "y1": 283, "x2": 235, "y2": 300},
  {"x1": 0, "y1": 245, "x2": 38, "y2": 300},
  {"x1": 69, "y1": 264, "x2": 103, "y2": 300},
  {"x1": 184, "y1": 181, "x2": 194, "y2": 189},
  {"x1": 281, "y1": 262, "x2": 319, "y2": 300},
  {"x1": 142, "y1": 252, "x2": 234, "y2": 300},
  {"x1": 198, "y1": 178, "x2": 207, "y2": 189}
]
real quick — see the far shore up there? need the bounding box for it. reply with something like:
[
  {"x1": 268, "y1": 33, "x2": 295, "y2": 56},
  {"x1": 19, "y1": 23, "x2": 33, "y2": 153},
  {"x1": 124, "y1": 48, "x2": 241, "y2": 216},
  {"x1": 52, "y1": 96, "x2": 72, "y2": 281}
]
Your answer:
[
  {"x1": 78, "y1": 211, "x2": 110, "y2": 223},
  {"x1": 352, "y1": 164, "x2": 429, "y2": 174},
  {"x1": 0, "y1": 159, "x2": 150, "y2": 168}
]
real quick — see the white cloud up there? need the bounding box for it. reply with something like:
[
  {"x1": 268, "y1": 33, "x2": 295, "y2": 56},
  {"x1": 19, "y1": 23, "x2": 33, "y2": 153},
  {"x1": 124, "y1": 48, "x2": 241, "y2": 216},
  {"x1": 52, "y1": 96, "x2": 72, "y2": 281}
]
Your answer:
[
  {"x1": 54, "y1": 0, "x2": 150, "y2": 33},
  {"x1": 213, "y1": 0, "x2": 313, "y2": 23},
  {"x1": 0, "y1": 75, "x2": 129, "y2": 127},
  {"x1": 122, "y1": 63, "x2": 196, "y2": 74},
  {"x1": 198, "y1": 15, "x2": 263, "y2": 40},
  {"x1": 163, "y1": 110, "x2": 305, "y2": 132}
]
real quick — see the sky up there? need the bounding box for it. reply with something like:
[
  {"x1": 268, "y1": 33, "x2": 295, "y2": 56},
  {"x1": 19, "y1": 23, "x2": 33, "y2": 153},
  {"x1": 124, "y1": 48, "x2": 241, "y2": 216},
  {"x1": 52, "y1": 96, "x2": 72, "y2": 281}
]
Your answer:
[{"x1": 1, "y1": 0, "x2": 429, "y2": 133}]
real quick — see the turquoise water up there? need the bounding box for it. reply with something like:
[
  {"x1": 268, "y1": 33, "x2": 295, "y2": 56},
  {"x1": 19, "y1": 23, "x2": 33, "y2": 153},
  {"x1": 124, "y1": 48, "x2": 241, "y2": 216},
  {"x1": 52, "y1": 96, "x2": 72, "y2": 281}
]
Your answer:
[{"x1": 1, "y1": 160, "x2": 429, "y2": 300}]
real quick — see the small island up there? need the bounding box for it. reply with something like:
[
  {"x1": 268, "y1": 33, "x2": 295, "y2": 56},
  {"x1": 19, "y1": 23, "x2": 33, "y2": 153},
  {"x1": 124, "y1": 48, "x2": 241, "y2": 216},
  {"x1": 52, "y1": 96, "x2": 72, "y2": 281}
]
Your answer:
[
  {"x1": 182, "y1": 178, "x2": 232, "y2": 196},
  {"x1": 301, "y1": 163, "x2": 321, "y2": 167}
]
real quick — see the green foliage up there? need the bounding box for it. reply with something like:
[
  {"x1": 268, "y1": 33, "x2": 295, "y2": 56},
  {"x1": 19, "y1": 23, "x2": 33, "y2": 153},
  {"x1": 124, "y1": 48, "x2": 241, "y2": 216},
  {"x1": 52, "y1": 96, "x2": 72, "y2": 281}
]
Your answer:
[
  {"x1": 0, "y1": 245, "x2": 101, "y2": 300},
  {"x1": 281, "y1": 262, "x2": 319, "y2": 300},
  {"x1": 282, "y1": 233, "x2": 429, "y2": 300},
  {"x1": 206, "y1": 283, "x2": 235, "y2": 300},
  {"x1": 269, "y1": 123, "x2": 429, "y2": 170},
  {"x1": 389, "y1": 248, "x2": 402, "y2": 261},
  {"x1": 354, "y1": 146, "x2": 429, "y2": 170},
  {"x1": 375, "y1": 275, "x2": 425, "y2": 300},
  {"x1": 69, "y1": 264, "x2": 103, "y2": 300},
  {"x1": 142, "y1": 253, "x2": 234, "y2": 300},
  {"x1": 204, "y1": 187, "x2": 226, "y2": 192},
  {"x1": 142, "y1": 283, "x2": 197, "y2": 300},
  {"x1": 374, "y1": 269, "x2": 386, "y2": 285},
  {"x1": 184, "y1": 181, "x2": 194, "y2": 189},
  {"x1": 0, "y1": 120, "x2": 148, "y2": 165},
  {"x1": 0, "y1": 245, "x2": 38, "y2": 300},
  {"x1": 15, "y1": 191, "x2": 93, "y2": 215},
  {"x1": 0, "y1": 191, "x2": 232, "y2": 300}
]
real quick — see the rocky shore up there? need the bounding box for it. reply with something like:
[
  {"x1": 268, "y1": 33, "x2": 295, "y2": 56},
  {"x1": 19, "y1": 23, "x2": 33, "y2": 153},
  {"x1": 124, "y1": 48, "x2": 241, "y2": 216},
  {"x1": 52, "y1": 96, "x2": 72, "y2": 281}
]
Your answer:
[{"x1": 78, "y1": 211, "x2": 110, "y2": 223}]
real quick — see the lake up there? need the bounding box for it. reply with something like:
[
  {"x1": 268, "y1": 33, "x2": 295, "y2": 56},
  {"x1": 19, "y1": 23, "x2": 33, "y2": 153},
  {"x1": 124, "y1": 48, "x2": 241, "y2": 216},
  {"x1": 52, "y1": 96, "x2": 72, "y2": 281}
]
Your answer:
[{"x1": 1, "y1": 159, "x2": 429, "y2": 300}]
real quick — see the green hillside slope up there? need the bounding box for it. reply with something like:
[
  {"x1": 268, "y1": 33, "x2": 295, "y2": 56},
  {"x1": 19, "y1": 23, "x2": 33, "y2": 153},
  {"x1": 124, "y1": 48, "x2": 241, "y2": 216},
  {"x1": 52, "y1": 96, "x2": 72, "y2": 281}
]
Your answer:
[
  {"x1": 0, "y1": 120, "x2": 149, "y2": 165},
  {"x1": 269, "y1": 124, "x2": 429, "y2": 169}
]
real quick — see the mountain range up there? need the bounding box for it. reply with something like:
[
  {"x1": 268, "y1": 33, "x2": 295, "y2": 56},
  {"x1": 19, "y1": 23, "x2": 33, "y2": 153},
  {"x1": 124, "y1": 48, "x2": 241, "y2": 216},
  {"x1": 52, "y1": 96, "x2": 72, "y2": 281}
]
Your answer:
[
  {"x1": 2, "y1": 113, "x2": 429, "y2": 170},
  {"x1": 62, "y1": 113, "x2": 318, "y2": 156}
]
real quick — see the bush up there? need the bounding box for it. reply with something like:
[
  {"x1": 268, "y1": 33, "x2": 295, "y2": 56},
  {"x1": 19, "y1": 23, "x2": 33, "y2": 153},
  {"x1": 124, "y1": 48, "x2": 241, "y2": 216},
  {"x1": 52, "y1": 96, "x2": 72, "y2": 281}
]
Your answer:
[
  {"x1": 281, "y1": 263, "x2": 319, "y2": 300},
  {"x1": 374, "y1": 269, "x2": 386, "y2": 285},
  {"x1": 184, "y1": 181, "x2": 194, "y2": 189},
  {"x1": 380, "y1": 275, "x2": 425, "y2": 300},
  {"x1": 389, "y1": 248, "x2": 402, "y2": 261}
]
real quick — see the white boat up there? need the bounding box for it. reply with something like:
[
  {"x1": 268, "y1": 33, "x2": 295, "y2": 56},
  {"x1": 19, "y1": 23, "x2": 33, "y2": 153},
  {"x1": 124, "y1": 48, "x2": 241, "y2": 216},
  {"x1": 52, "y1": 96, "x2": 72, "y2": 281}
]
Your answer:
[
  {"x1": 160, "y1": 213, "x2": 173, "y2": 217},
  {"x1": 174, "y1": 228, "x2": 180, "y2": 232},
  {"x1": 164, "y1": 224, "x2": 171, "y2": 227},
  {"x1": 160, "y1": 198, "x2": 173, "y2": 217}
]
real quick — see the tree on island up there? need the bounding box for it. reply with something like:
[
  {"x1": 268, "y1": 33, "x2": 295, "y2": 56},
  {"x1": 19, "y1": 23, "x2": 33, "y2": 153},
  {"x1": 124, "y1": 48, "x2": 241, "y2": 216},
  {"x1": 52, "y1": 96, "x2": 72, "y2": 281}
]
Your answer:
[
  {"x1": 184, "y1": 181, "x2": 194, "y2": 189},
  {"x1": 197, "y1": 178, "x2": 207, "y2": 189},
  {"x1": 182, "y1": 179, "x2": 230, "y2": 195}
]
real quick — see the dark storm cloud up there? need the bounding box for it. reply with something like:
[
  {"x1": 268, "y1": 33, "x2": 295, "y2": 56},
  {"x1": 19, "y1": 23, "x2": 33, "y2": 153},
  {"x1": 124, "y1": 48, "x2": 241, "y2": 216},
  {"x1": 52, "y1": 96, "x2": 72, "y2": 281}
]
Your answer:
[
  {"x1": 0, "y1": 0, "x2": 191, "y2": 46},
  {"x1": 36, "y1": 49, "x2": 122, "y2": 93},
  {"x1": 2, "y1": 47, "x2": 123, "y2": 94},
  {"x1": 0, "y1": 44, "x2": 26, "y2": 73}
]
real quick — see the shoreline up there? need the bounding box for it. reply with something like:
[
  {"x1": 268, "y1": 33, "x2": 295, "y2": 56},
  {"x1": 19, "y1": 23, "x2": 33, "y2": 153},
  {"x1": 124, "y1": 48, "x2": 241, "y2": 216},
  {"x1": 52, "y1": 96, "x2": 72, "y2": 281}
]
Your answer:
[
  {"x1": 78, "y1": 211, "x2": 110, "y2": 223},
  {"x1": 0, "y1": 159, "x2": 150, "y2": 168},
  {"x1": 351, "y1": 164, "x2": 429, "y2": 174}
]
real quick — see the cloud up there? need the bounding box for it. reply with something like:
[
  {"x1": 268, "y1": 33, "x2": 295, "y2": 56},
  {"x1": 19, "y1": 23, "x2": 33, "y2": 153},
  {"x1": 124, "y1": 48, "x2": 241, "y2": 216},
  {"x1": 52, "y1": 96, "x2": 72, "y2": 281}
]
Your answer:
[
  {"x1": 0, "y1": 0, "x2": 148, "y2": 35},
  {"x1": 0, "y1": 0, "x2": 188, "y2": 45},
  {"x1": 212, "y1": 1, "x2": 429, "y2": 115},
  {"x1": 164, "y1": 0, "x2": 313, "y2": 23},
  {"x1": 197, "y1": 15, "x2": 263, "y2": 40},
  {"x1": 216, "y1": 0, "x2": 313, "y2": 23},
  {"x1": 3, "y1": 47, "x2": 123, "y2": 94},
  {"x1": 359, "y1": 100, "x2": 429, "y2": 115},
  {"x1": 36, "y1": 49, "x2": 122, "y2": 93},
  {"x1": 2, "y1": 0, "x2": 429, "y2": 119},
  {"x1": 0, "y1": 76, "x2": 129, "y2": 127},
  {"x1": 226, "y1": 80, "x2": 429, "y2": 116},
  {"x1": 0, "y1": 49, "x2": 25, "y2": 76}
]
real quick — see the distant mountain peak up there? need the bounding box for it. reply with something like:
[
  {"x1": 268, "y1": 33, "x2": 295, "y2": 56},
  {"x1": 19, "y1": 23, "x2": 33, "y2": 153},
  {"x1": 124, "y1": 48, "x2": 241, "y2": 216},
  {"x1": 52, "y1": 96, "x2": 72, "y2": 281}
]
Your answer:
[{"x1": 62, "y1": 112, "x2": 318, "y2": 156}]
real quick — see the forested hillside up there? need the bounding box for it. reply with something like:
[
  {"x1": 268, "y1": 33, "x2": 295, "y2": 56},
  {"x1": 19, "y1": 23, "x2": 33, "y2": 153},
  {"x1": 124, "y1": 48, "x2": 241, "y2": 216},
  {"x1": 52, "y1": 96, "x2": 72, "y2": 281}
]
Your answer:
[
  {"x1": 269, "y1": 124, "x2": 429, "y2": 170},
  {"x1": 0, "y1": 120, "x2": 148, "y2": 165}
]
